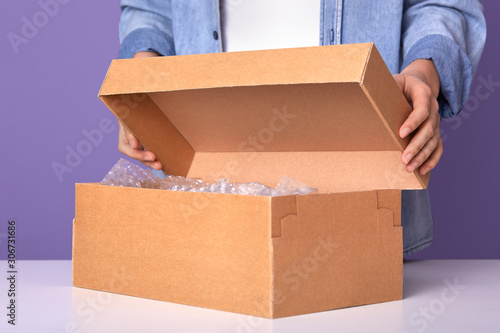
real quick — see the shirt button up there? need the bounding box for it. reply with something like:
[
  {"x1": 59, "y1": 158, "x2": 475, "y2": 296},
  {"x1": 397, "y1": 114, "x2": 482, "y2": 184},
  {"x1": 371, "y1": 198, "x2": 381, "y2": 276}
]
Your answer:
[{"x1": 213, "y1": 30, "x2": 219, "y2": 40}]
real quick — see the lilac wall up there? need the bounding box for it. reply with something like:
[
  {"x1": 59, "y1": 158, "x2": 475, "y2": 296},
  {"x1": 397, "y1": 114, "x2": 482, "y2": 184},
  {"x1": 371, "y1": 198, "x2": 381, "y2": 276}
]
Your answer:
[{"x1": 0, "y1": 1, "x2": 498, "y2": 259}]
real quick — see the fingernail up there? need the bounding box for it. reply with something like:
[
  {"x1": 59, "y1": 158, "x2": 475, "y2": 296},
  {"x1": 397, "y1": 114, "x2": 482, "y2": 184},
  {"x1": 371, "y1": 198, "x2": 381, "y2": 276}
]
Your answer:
[
  {"x1": 421, "y1": 167, "x2": 429, "y2": 175},
  {"x1": 404, "y1": 153, "x2": 414, "y2": 164},
  {"x1": 144, "y1": 155, "x2": 154, "y2": 162},
  {"x1": 401, "y1": 128, "x2": 411, "y2": 138},
  {"x1": 408, "y1": 163, "x2": 417, "y2": 173}
]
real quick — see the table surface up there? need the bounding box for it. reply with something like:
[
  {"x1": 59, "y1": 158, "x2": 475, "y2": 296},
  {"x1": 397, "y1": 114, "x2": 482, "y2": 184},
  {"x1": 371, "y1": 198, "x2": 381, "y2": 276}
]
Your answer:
[{"x1": 1, "y1": 260, "x2": 499, "y2": 333}]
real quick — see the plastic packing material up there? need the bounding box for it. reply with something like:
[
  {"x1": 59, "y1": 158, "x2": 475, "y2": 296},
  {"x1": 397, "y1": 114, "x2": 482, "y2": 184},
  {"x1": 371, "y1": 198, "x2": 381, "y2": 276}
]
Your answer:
[
  {"x1": 100, "y1": 158, "x2": 318, "y2": 196},
  {"x1": 100, "y1": 158, "x2": 160, "y2": 189}
]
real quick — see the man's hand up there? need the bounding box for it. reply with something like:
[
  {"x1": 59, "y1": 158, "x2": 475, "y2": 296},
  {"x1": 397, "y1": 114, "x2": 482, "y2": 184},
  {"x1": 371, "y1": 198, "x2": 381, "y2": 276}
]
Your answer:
[
  {"x1": 393, "y1": 59, "x2": 443, "y2": 176},
  {"x1": 117, "y1": 51, "x2": 162, "y2": 170},
  {"x1": 118, "y1": 121, "x2": 162, "y2": 170}
]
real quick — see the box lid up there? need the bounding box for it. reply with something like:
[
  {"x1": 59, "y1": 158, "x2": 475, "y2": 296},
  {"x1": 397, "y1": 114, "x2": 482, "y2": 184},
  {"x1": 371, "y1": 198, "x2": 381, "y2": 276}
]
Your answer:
[{"x1": 99, "y1": 43, "x2": 429, "y2": 193}]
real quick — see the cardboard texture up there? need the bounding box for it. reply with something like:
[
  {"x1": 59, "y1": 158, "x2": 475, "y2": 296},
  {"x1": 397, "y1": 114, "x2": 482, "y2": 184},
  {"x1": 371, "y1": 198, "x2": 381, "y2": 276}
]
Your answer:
[{"x1": 73, "y1": 43, "x2": 427, "y2": 318}]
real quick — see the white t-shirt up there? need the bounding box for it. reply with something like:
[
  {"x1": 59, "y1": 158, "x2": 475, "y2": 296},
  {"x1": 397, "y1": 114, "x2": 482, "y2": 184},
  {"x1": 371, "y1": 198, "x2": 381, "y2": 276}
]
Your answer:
[{"x1": 220, "y1": 0, "x2": 321, "y2": 52}]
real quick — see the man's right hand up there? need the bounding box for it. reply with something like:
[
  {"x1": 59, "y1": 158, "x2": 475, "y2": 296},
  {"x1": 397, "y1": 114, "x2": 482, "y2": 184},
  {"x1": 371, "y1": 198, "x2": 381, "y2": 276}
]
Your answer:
[
  {"x1": 117, "y1": 51, "x2": 162, "y2": 170},
  {"x1": 118, "y1": 121, "x2": 162, "y2": 170}
]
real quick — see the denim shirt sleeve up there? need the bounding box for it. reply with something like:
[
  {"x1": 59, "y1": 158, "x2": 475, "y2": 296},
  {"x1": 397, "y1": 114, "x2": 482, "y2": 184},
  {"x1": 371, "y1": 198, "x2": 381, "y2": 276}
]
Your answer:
[
  {"x1": 118, "y1": 0, "x2": 175, "y2": 59},
  {"x1": 401, "y1": 0, "x2": 486, "y2": 119}
]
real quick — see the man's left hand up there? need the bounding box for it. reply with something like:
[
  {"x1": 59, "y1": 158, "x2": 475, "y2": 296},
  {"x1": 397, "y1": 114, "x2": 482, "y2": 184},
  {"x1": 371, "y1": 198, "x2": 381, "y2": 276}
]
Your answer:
[{"x1": 393, "y1": 59, "x2": 443, "y2": 176}]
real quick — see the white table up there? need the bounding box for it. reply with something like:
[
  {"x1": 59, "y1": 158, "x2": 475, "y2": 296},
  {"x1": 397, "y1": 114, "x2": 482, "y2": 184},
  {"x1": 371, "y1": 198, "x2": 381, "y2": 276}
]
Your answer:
[{"x1": 1, "y1": 260, "x2": 499, "y2": 333}]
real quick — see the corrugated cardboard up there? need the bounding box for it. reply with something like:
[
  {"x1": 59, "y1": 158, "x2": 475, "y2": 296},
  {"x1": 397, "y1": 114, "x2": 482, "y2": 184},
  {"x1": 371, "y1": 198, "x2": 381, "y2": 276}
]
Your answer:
[{"x1": 73, "y1": 43, "x2": 428, "y2": 318}]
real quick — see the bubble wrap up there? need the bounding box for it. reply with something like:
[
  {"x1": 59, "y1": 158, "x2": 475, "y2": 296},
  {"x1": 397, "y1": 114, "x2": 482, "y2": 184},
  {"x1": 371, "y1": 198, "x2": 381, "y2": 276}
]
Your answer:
[
  {"x1": 100, "y1": 158, "x2": 318, "y2": 196},
  {"x1": 100, "y1": 158, "x2": 160, "y2": 189}
]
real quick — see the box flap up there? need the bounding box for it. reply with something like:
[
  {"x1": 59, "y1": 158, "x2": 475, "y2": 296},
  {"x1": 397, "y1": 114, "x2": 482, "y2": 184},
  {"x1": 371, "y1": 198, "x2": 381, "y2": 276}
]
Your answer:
[{"x1": 99, "y1": 43, "x2": 429, "y2": 192}]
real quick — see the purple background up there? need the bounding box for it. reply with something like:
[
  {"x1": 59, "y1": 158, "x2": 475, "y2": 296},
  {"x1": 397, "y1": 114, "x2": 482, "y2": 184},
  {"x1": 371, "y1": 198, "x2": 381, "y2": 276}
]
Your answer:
[{"x1": 1, "y1": 1, "x2": 499, "y2": 260}]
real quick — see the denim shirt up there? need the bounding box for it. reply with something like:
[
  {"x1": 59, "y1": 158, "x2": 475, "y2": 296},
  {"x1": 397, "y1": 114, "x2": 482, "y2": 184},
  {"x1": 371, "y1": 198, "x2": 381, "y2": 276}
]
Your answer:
[{"x1": 117, "y1": 0, "x2": 486, "y2": 257}]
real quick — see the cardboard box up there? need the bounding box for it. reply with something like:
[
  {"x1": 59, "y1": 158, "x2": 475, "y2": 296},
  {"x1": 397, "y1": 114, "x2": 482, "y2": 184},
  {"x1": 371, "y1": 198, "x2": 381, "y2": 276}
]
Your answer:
[{"x1": 73, "y1": 43, "x2": 429, "y2": 318}]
